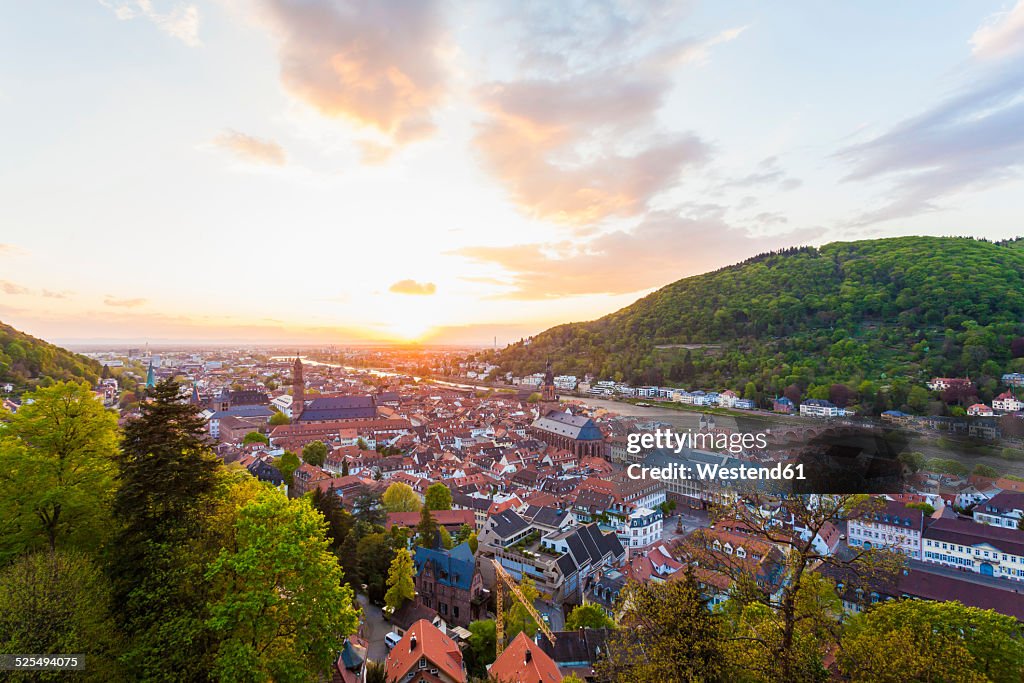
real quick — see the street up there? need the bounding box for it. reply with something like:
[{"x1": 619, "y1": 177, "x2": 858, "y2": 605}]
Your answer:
[{"x1": 356, "y1": 593, "x2": 390, "y2": 663}]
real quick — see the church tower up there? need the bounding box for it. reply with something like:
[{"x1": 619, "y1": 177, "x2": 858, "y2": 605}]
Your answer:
[
  {"x1": 292, "y1": 353, "x2": 305, "y2": 421},
  {"x1": 539, "y1": 359, "x2": 559, "y2": 416}
]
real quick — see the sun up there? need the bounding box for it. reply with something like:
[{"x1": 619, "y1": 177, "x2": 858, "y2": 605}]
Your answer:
[{"x1": 387, "y1": 318, "x2": 432, "y2": 342}]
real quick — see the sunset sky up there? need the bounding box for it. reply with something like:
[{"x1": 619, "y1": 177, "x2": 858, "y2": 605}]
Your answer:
[{"x1": 2, "y1": 1, "x2": 1024, "y2": 346}]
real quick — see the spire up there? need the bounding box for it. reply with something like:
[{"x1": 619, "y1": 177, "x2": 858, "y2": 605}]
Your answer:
[
  {"x1": 292, "y1": 352, "x2": 305, "y2": 421},
  {"x1": 145, "y1": 359, "x2": 155, "y2": 388}
]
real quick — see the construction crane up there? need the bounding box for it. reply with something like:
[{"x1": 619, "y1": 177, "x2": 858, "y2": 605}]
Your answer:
[{"x1": 491, "y1": 559, "x2": 556, "y2": 656}]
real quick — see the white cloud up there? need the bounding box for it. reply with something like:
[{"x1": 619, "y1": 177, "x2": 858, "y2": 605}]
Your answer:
[
  {"x1": 971, "y1": 1, "x2": 1024, "y2": 60},
  {"x1": 101, "y1": 1, "x2": 200, "y2": 46}
]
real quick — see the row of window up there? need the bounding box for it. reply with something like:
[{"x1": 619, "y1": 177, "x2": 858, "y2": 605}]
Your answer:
[{"x1": 924, "y1": 539, "x2": 1022, "y2": 563}]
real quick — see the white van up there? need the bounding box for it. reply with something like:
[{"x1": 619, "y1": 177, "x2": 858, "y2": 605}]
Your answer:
[{"x1": 384, "y1": 631, "x2": 402, "y2": 650}]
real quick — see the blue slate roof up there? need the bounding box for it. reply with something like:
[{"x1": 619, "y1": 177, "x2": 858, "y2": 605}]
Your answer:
[
  {"x1": 211, "y1": 405, "x2": 275, "y2": 419},
  {"x1": 532, "y1": 411, "x2": 603, "y2": 441},
  {"x1": 298, "y1": 395, "x2": 377, "y2": 422},
  {"x1": 414, "y1": 542, "x2": 476, "y2": 590}
]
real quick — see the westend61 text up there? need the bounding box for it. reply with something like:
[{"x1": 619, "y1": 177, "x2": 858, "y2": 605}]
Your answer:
[
  {"x1": 626, "y1": 427, "x2": 769, "y2": 455},
  {"x1": 627, "y1": 461, "x2": 806, "y2": 481}
]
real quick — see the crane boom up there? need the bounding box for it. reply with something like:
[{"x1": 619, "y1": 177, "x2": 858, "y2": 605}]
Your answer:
[{"x1": 491, "y1": 559, "x2": 556, "y2": 656}]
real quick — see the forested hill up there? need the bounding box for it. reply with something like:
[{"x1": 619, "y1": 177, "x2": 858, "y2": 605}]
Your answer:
[
  {"x1": 0, "y1": 322, "x2": 101, "y2": 390},
  {"x1": 483, "y1": 236, "x2": 1024, "y2": 412}
]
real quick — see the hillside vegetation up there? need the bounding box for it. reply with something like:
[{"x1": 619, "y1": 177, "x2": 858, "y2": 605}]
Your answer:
[
  {"x1": 485, "y1": 236, "x2": 1024, "y2": 414},
  {"x1": 0, "y1": 322, "x2": 101, "y2": 390}
]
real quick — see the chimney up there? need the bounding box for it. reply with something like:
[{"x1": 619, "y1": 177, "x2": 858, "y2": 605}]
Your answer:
[
  {"x1": 525, "y1": 649, "x2": 532, "y2": 663},
  {"x1": 409, "y1": 635, "x2": 417, "y2": 651}
]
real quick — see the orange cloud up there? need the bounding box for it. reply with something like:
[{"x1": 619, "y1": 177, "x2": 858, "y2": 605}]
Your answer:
[
  {"x1": 389, "y1": 279, "x2": 436, "y2": 295},
  {"x1": 455, "y1": 213, "x2": 821, "y2": 299},
  {"x1": 467, "y1": 4, "x2": 745, "y2": 229},
  {"x1": 104, "y1": 296, "x2": 147, "y2": 308},
  {"x1": 1, "y1": 280, "x2": 29, "y2": 295},
  {"x1": 213, "y1": 129, "x2": 287, "y2": 165},
  {"x1": 258, "y1": 0, "x2": 447, "y2": 144}
]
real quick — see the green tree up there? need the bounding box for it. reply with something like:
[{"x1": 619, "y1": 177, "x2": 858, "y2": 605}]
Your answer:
[
  {"x1": 205, "y1": 486, "x2": 359, "y2": 682},
  {"x1": 269, "y1": 411, "x2": 290, "y2": 426},
  {"x1": 455, "y1": 523, "x2": 473, "y2": 545},
  {"x1": 972, "y1": 463, "x2": 1000, "y2": 478},
  {"x1": 504, "y1": 575, "x2": 540, "y2": 642},
  {"x1": 107, "y1": 377, "x2": 223, "y2": 681},
  {"x1": 302, "y1": 440, "x2": 328, "y2": 467},
  {"x1": 382, "y1": 482, "x2": 421, "y2": 512},
  {"x1": 906, "y1": 386, "x2": 931, "y2": 414},
  {"x1": 310, "y1": 486, "x2": 354, "y2": 552},
  {"x1": 718, "y1": 571, "x2": 839, "y2": 682},
  {"x1": 527, "y1": 392, "x2": 541, "y2": 403},
  {"x1": 466, "y1": 619, "x2": 497, "y2": 678},
  {"x1": 596, "y1": 568, "x2": 725, "y2": 683},
  {"x1": 276, "y1": 451, "x2": 301, "y2": 487},
  {"x1": 112, "y1": 377, "x2": 220, "y2": 535},
  {"x1": 356, "y1": 533, "x2": 398, "y2": 605},
  {"x1": 242, "y1": 431, "x2": 269, "y2": 445},
  {"x1": 905, "y1": 501, "x2": 935, "y2": 516},
  {"x1": 565, "y1": 603, "x2": 615, "y2": 630},
  {"x1": 838, "y1": 600, "x2": 1024, "y2": 683},
  {"x1": 0, "y1": 381, "x2": 119, "y2": 559},
  {"x1": 695, "y1": 494, "x2": 904, "y2": 682},
  {"x1": 439, "y1": 526, "x2": 453, "y2": 549},
  {"x1": 416, "y1": 506, "x2": 439, "y2": 548},
  {"x1": 0, "y1": 550, "x2": 123, "y2": 682},
  {"x1": 467, "y1": 531, "x2": 479, "y2": 554},
  {"x1": 364, "y1": 660, "x2": 387, "y2": 683},
  {"x1": 897, "y1": 451, "x2": 926, "y2": 473},
  {"x1": 425, "y1": 482, "x2": 453, "y2": 511},
  {"x1": 384, "y1": 549, "x2": 416, "y2": 612}
]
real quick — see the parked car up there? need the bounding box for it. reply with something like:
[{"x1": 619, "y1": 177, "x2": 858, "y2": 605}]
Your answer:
[{"x1": 385, "y1": 631, "x2": 402, "y2": 650}]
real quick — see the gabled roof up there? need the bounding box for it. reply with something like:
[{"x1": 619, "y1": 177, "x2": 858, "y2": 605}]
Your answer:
[
  {"x1": 523, "y1": 505, "x2": 570, "y2": 529},
  {"x1": 489, "y1": 632, "x2": 562, "y2": 683},
  {"x1": 924, "y1": 517, "x2": 1024, "y2": 556},
  {"x1": 487, "y1": 509, "x2": 530, "y2": 540},
  {"x1": 538, "y1": 628, "x2": 609, "y2": 668},
  {"x1": 982, "y1": 490, "x2": 1024, "y2": 514},
  {"x1": 386, "y1": 619, "x2": 465, "y2": 683},
  {"x1": 210, "y1": 405, "x2": 275, "y2": 419},
  {"x1": 532, "y1": 411, "x2": 603, "y2": 441}
]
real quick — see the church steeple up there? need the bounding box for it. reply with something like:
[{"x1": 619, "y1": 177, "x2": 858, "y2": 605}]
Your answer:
[
  {"x1": 292, "y1": 352, "x2": 305, "y2": 421},
  {"x1": 145, "y1": 359, "x2": 155, "y2": 388},
  {"x1": 540, "y1": 359, "x2": 558, "y2": 415}
]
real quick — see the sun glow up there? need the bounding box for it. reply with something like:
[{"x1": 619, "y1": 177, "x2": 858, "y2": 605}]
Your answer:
[
  {"x1": 386, "y1": 318, "x2": 433, "y2": 342},
  {"x1": 379, "y1": 297, "x2": 439, "y2": 342}
]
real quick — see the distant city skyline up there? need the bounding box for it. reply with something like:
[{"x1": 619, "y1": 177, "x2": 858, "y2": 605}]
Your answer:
[{"x1": 2, "y1": 1, "x2": 1024, "y2": 345}]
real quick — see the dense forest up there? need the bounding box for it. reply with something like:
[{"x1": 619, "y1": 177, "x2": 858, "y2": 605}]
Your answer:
[
  {"x1": 483, "y1": 236, "x2": 1024, "y2": 415},
  {"x1": 0, "y1": 322, "x2": 101, "y2": 390}
]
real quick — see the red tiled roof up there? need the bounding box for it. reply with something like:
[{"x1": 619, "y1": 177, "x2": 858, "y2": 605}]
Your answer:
[
  {"x1": 386, "y1": 510, "x2": 476, "y2": 531},
  {"x1": 385, "y1": 619, "x2": 465, "y2": 683},
  {"x1": 488, "y1": 632, "x2": 562, "y2": 683}
]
